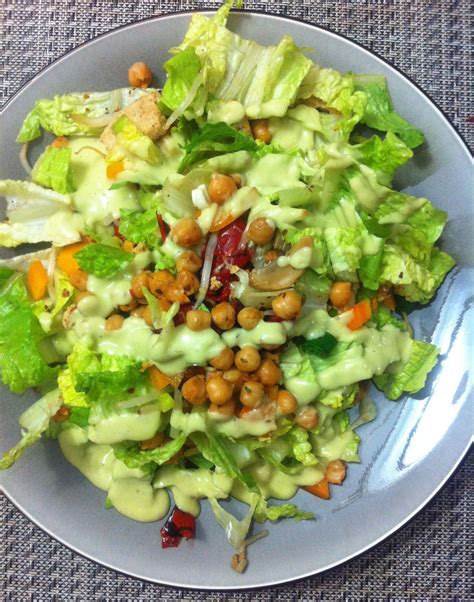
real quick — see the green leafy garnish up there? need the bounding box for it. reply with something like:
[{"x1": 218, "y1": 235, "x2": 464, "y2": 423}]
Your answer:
[{"x1": 74, "y1": 243, "x2": 133, "y2": 279}]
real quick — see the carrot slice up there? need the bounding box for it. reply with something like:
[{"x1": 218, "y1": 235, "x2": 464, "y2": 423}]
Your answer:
[
  {"x1": 347, "y1": 299, "x2": 372, "y2": 330},
  {"x1": 27, "y1": 260, "x2": 48, "y2": 301},
  {"x1": 209, "y1": 213, "x2": 235, "y2": 233},
  {"x1": 106, "y1": 160, "x2": 124, "y2": 180},
  {"x1": 304, "y1": 477, "x2": 330, "y2": 499},
  {"x1": 325, "y1": 460, "x2": 347, "y2": 485},
  {"x1": 148, "y1": 366, "x2": 171, "y2": 391},
  {"x1": 57, "y1": 241, "x2": 89, "y2": 277}
]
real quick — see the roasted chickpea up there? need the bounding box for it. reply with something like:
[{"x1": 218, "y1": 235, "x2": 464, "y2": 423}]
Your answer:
[
  {"x1": 148, "y1": 270, "x2": 174, "y2": 296},
  {"x1": 105, "y1": 314, "x2": 125, "y2": 332},
  {"x1": 176, "y1": 250, "x2": 202, "y2": 274},
  {"x1": 276, "y1": 390, "x2": 298, "y2": 415},
  {"x1": 211, "y1": 302, "x2": 235, "y2": 330},
  {"x1": 139, "y1": 431, "x2": 165, "y2": 450},
  {"x1": 223, "y1": 368, "x2": 245, "y2": 389},
  {"x1": 182, "y1": 374, "x2": 207, "y2": 405},
  {"x1": 164, "y1": 284, "x2": 189, "y2": 304},
  {"x1": 206, "y1": 374, "x2": 234, "y2": 406},
  {"x1": 122, "y1": 240, "x2": 135, "y2": 254},
  {"x1": 250, "y1": 119, "x2": 272, "y2": 144},
  {"x1": 186, "y1": 309, "x2": 212, "y2": 331},
  {"x1": 329, "y1": 281, "x2": 352, "y2": 309},
  {"x1": 265, "y1": 384, "x2": 280, "y2": 402},
  {"x1": 128, "y1": 61, "x2": 152, "y2": 88},
  {"x1": 130, "y1": 305, "x2": 146, "y2": 319},
  {"x1": 142, "y1": 305, "x2": 153, "y2": 326},
  {"x1": 247, "y1": 217, "x2": 275, "y2": 246},
  {"x1": 237, "y1": 307, "x2": 262, "y2": 330},
  {"x1": 69, "y1": 269, "x2": 88, "y2": 291},
  {"x1": 235, "y1": 346, "x2": 261, "y2": 372},
  {"x1": 209, "y1": 346, "x2": 234, "y2": 370},
  {"x1": 295, "y1": 405, "x2": 319, "y2": 429},
  {"x1": 130, "y1": 271, "x2": 149, "y2": 298},
  {"x1": 207, "y1": 173, "x2": 238, "y2": 205},
  {"x1": 171, "y1": 218, "x2": 202, "y2": 247},
  {"x1": 230, "y1": 173, "x2": 242, "y2": 188},
  {"x1": 257, "y1": 358, "x2": 281, "y2": 386},
  {"x1": 75, "y1": 291, "x2": 93, "y2": 304},
  {"x1": 176, "y1": 269, "x2": 200, "y2": 296},
  {"x1": 271, "y1": 290, "x2": 302, "y2": 320},
  {"x1": 118, "y1": 299, "x2": 138, "y2": 312},
  {"x1": 208, "y1": 398, "x2": 236, "y2": 417},
  {"x1": 240, "y1": 380, "x2": 264, "y2": 407}
]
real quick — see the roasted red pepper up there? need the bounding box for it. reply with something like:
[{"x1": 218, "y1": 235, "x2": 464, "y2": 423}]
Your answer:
[
  {"x1": 156, "y1": 214, "x2": 167, "y2": 243},
  {"x1": 160, "y1": 507, "x2": 196, "y2": 549}
]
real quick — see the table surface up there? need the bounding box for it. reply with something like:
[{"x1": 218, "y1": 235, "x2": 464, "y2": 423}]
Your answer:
[{"x1": 0, "y1": 1, "x2": 472, "y2": 600}]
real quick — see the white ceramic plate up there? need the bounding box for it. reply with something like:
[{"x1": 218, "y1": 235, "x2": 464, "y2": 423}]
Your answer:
[{"x1": 0, "y1": 10, "x2": 472, "y2": 590}]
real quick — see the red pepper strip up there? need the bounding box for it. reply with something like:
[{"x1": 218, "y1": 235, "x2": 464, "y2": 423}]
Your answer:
[
  {"x1": 157, "y1": 214, "x2": 167, "y2": 243},
  {"x1": 160, "y1": 507, "x2": 196, "y2": 549},
  {"x1": 113, "y1": 221, "x2": 126, "y2": 242}
]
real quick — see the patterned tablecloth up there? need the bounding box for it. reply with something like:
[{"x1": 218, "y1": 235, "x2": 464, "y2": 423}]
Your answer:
[{"x1": 0, "y1": 1, "x2": 472, "y2": 600}]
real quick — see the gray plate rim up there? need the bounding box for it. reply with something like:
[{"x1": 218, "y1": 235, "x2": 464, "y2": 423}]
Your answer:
[{"x1": 0, "y1": 9, "x2": 472, "y2": 591}]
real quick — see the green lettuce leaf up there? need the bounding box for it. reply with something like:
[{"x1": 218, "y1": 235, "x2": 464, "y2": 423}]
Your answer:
[
  {"x1": 57, "y1": 368, "x2": 89, "y2": 408},
  {"x1": 16, "y1": 87, "x2": 152, "y2": 142},
  {"x1": 354, "y1": 74, "x2": 424, "y2": 148},
  {"x1": 375, "y1": 340, "x2": 439, "y2": 400},
  {"x1": 254, "y1": 497, "x2": 314, "y2": 523},
  {"x1": 371, "y1": 305, "x2": 405, "y2": 330},
  {"x1": 0, "y1": 180, "x2": 82, "y2": 247},
  {"x1": 0, "y1": 273, "x2": 58, "y2": 393},
  {"x1": 178, "y1": 122, "x2": 258, "y2": 173},
  {"x1": 113, "y1": 432, "x2": 187, "y2": 470},
  {"x1": 285, "y1": 426, "x2": 318, "y2": 466},
  {"x1": 208, "y1": 496, "x2": 257, "y2": 549},
  {"x1": 0, "y1": 389, "x2": 62, "y2": 469},
  {"x1": 74, "y1": 243, "x2": 133, "y2": 279},
  {"x1": 160, "y1": 47, "x2": 206, "y2": 116},
  {"x1": 358, "y1": 245, "x2": 384, "y2": 290},
  {"x1": 119, "y1": 209, "x2": 161, "y2": 249},
  {"x1": 110, "y1": 115, "x2": 160, "y2": 164},
  {"x1": 31, "y1": 145, "x2": 75, "y2": 194}
]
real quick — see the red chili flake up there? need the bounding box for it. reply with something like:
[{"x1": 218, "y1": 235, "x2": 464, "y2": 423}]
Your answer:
[
  {"x1": 157, "y1": 214, "x2": 167, "y2": 243},
  {"x1": 160, "y1": 507, "x2": 196, "y2": 549},
  {"x1": 113, "y1": 221, "x2": 125, "y2": 242}
]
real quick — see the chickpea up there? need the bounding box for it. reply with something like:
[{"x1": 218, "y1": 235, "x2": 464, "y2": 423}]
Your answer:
[
  {"x1": 164, "y1": 284, "x2": 189, "y2": 304},
  {"x1": 139, "y1": 431, "x2": 165, "y2": 450},
  {"x1": 272, "y1": 290, "x2": 302, "y2": 320},
  {"x1": 182, "y1": 374, "x2": 207, "y2": 405},
  {"x1": 247, "y1": 217, "x2": 275, "y2": 246},
  {"x1": 211, "y1": 302, "x2": 235, "y2": 330},
  {"x1": 148, "y1": 270, "x2": 174, "y2": 296},
  {"x1": 230, "y1": 173, "x2": 242, "y2": 188},
  {"x1": 208, "y1": 398, "x2": 236, "y2": 417},
  {"x1": 176, "y1": 269, "x2": 200, "y2": 296},
  {"x1": 75, "y1": 291, "x2": 92, "y2": 304},
  {"x1": 250, "y1": 119, "x2": 272, "y2": 144},
  {"x1": 105, "y1": 314, "x2": 125, "y2": 332},
  {"x1": 223, "y1": 368, "x2": 244, "y2": 389},
  {"x1": 69, "y1": 269, "x2": 88, "y2": 291},
  {"x1": 240, "y1": 380, "x2": 264, "y2": 407},
  {"x1": 206, "y1": 374, "x2": 234, "y2": 406},
  {"x1": 237, "y1": 307, "x2": 262, "y2": 330},
  {"x1": 157, "y1": 296, "x2": 172, "y2": 311},
  {"x1": 142, "y1": 305, "x2": 153, "y2": 327},
  {"x1": 176, "y1": 250, "x2": 202, "y2": 274},
  {"x1": 122, "y1": 240, "x2": 135, "y2": 254},
  {"x1": 118, "y1": 299, "x2": 137, "y2": 312},
  {"x1": 186, "y1": 309, "x2": 212, "y2": 331},
  {"x1": 128, "y1": 61, "x2": 152, "y2": 88},
  {"x1": 265, "y1": 384, "x2": 280, "y2": 401},
  {"x1": 235, "y1": 346, "x2": 261, "y2": 372},
  {"x1": 257, "y1": 358, "x2": 281, "y2": 386},
  {"x1": 131, "y1": 306, "x2": 146, "y2": 319},
  {"x1": 295, "y1": 406, "x2": 319, "y2": 429},
  {"x1": 209, "y1": 346, "x2": 234, "y2": 370},
  {"x1": 207, "y1": 173, "x2": 238, "y2": 205},
  {"x1": 171, "y1": 218, "x2": 202, "y2": 247},
  {"x1": 276, "y1": 390, "x2": 298, "y2": 415},
  {"x1": 329, "y1": 281, "x2": 352, "y2": 309},
  {"x1": 130, "y1": 271, "x2": 149, "y2": 299}
]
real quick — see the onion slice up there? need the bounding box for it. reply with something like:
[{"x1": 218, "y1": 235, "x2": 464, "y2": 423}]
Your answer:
[
  {"x1": 193, "y1": 233, "x2": 218, "y2": 309},
  {"x1": 117, "y1": 391, "x2": 161, "y2": 410},
  {"x1": 46, "y1": 247, "x2": 56, "y2": 305},
  {"x1": 19, "y1": 144, "x2": 32, "y2": 175},
  {"x1": 164, "y1": 73, "x2": 204, "y2": 130}
]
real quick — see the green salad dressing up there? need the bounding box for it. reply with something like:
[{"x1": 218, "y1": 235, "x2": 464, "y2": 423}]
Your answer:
[
  {"x1": 88, "y1": 408, "x2": 162, "y2": 445},
  {"x1": 69, "y1": 138, "x2": 140, "y2": 225},
  {"x1": 222, "y1": 320, "x2": 292, "y2": 349},
  {"x1": 277, "y1": 247, "x2": 313, "y2": 269}
]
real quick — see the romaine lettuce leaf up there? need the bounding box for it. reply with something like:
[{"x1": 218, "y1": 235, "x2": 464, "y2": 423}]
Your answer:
[
  {"x1": 113, "y1": 432, "x2": 187, "y2": 470},
  {"x1": 254, "y1": 496, "x2": 313, "y2": 523},
  {"x1": 354, "y1": 74, "x2": 424, "y2": 148},
  {"x1": 374, "y1": 340, "x2": 439, "y2": 400},
  {"x1": 31, "y1": 146, "x2": 75, "y2": 194},
  {"x1": 118, "y1": 209, "x2": 161, "y2": 249},
  {"x1": 285, "y1": 426, "x2": 318, "y2": 466},
  {"x1": 16, "y1": 87, "x2": 152, "y2": 142},
  {"x1": 0, "y1": 273, "x2": 58, "y2": 393},
  {"x1": 74, "y1": 243, "x2": 133, "y2": 279},
  {"x1": 209, "y1": 496, "x2": 258, "y2": 549},
  {"x1": 160, "y1": 47, "x2": 207, "y2": 118},
  {"x1": 0, "y1": 180, "x2": 82, "y2": 247},
  {"x1": 0, "y1": 389, "x2": 62, "y2": 469}
]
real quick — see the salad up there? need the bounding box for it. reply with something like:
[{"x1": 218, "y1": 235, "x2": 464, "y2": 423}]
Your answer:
[{"x1": 0, "y1": 1, "x2": 455, "y2": 571}]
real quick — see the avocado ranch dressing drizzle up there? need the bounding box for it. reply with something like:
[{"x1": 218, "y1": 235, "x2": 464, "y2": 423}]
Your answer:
[{"x1": 44, "y1": 133, "x2": 416, "y2": 524}]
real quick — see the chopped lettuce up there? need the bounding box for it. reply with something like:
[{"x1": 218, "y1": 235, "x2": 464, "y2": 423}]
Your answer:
[
  {"x1": 209, "y1": 496, "x2": 258, "y2": 549},
  {"x1": 285, "y1": 426, "x2": 318, "y2": 466},
  {"x1": 74, "y1": 243, "x2": 133, "y2": 279},
  {"x1": 374, "y1": 340, "x2": 439, "y2": 400},
  {"x1": 0, "y1": 389, "x2": 62, "y2": 469},
  {"x1": 113, "y1": 432, "x2": 187, "y2": 470},
  {"x1": 354, "y1": 74, "x2": 424, "y2": 148},
  {"x1": 0, "y1": 273, "x2": 58, "y2": 393},
  {"x1": 118, "y1": 209, "x2": 161, "y2": 249},
  {"x1": 254, "y1": 496, "x2": 314, "y2": 523},
  {"x1": 57, "y1": 368, "x2": 89, "y2": 408},
  {"x1": 0, "y1": 180, "x2": 82, "y2": 247},
  {"x1": 160, "y1": 47, "x2": 207, "y2": 118},
  {"x1": 16, "y1": 87, "x2": 152, "y2": 142},
  {"x1": 31, "y1": 145, "x2": 75, "y2": 194}
]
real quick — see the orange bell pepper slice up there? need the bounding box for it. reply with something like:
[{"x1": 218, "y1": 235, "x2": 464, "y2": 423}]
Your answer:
[
  {"x1": 148, "y1": 366, "x2": 171, "y2": 391},
  {"x1": 106, "y1": 160, "x2": 125, "y2": 180},
  {"x1": 347, "y1": 298, "x2": 372, "y2": 330},
  {"x1": 57, "y1": 241, "x2": 89, "y2": 277},
  {"x1": 27, "y1": 260, "x2": 48, "y2": 301},
  {"x1": 304, "y1": 477, "x2": 330, "y2": 499}
]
